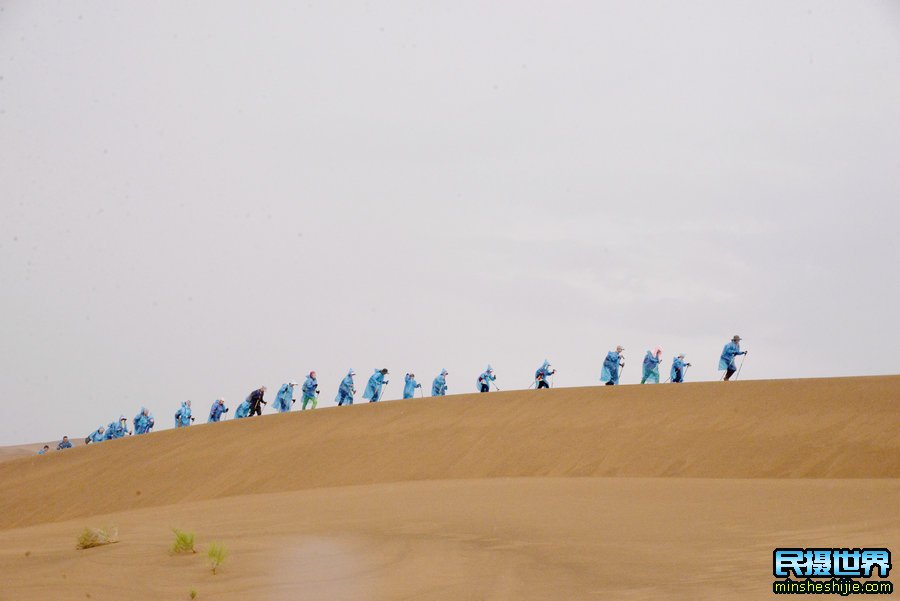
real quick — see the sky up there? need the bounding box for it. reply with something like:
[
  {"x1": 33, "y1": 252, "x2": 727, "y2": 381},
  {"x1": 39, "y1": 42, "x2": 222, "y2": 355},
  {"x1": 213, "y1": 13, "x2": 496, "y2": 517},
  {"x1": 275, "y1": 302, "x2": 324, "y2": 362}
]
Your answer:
[{"x1": 1, "y1": 1, "x2": 898, "y2": 445}]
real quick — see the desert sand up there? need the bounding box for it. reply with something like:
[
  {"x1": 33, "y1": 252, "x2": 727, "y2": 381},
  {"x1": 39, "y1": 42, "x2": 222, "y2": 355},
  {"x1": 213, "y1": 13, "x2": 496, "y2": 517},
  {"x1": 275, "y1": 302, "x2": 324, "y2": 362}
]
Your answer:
[{"x1": 0, "y1": 376, "x2": 897, "y2": 600}]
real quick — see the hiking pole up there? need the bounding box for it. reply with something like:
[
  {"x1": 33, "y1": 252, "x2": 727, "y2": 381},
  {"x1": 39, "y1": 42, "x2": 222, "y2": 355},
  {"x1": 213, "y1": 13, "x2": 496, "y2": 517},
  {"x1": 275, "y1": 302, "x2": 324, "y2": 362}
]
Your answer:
[
  {"x1": 492, "y1": 381, "x2": 502, "y2": 392},
  {"x1": 734, "y1": 352, "x2": 748, "y2": 381}
]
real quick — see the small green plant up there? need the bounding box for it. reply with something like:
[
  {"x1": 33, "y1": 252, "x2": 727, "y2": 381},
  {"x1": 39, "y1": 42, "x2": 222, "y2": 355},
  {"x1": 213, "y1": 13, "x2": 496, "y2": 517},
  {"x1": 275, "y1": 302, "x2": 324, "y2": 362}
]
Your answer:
[
  {"x1": 207, "y1": 542, "x2": 227, "y2": 574},
  {"x1": 76, "y1": 526, "x2": 118, "y2": 550},
  {"x1": 189, "y1": 588, "x2": 197, "y2": 599},
  {"x1": 171, "y1": 529, "x2": 196, "y2": 554}
]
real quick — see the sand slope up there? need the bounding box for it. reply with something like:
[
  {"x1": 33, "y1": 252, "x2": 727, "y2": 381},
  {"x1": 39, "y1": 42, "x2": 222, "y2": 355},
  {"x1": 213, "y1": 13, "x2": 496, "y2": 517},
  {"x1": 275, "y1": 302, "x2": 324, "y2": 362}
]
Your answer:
[{"x1": 0, "y1": 376, "x2": 897, "y2": 600}]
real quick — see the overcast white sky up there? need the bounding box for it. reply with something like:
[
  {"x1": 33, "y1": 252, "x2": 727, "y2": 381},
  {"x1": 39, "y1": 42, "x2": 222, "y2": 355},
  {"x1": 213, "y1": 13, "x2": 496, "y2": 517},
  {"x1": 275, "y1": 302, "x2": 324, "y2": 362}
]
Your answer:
[{"x1": 1, "y1": 1, "x2": 898, "y2": 444}]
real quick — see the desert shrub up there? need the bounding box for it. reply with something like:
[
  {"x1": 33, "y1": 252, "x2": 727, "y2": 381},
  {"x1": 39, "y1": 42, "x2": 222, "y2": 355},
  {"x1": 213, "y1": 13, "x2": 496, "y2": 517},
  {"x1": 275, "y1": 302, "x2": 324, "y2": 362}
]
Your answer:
[
  {"x1": 189, "y1": 589, "x2": 197, "y2": 599},
  {"x1": 207, "y1": 542, "x2": 227, "y2": 574},
  {"x1": 171, "y1": 529, "x2": 196, "y2": 554},
  {"x1": 76, "y1": 526, "x2": 118, "y2": 550}
]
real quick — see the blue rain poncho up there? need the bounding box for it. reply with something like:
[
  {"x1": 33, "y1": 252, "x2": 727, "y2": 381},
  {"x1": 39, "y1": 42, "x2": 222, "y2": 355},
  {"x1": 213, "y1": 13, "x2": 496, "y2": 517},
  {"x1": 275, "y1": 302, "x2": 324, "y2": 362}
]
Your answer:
[
  {"x1": 477, "y1": 366, "x2": 496, "y2": 391},
  {"x1": 671, "y1": 357, "x2": 688, "y2": 383},
  {"x1": 535, "y1": 360, "x2": 554, "y2": 386},
  {"x1": 302, "y1": 375, "x2": 318, "y2": 400},
  {"x1": 134, "y1": 408, "x2": 153, "y2": 434},
  {"x1": 175, "y1": 403, "x2": 192, "y2": 428},
  {"x1": 403, "y1": 374, "x2": 421, "y2": 399},
  {"x1": 208, "y1": 400, "x2": 228, "y2": 422},
  {"x1": 272, "y1": 383, "x2": 295, "y2": 413},
  {"x1": 641, "y1": 351, "x2": 662, "y2": 384},
  {"x1": 432, "y1": 369, "x2": 448, "y2": 396},
  {"x1": 56, "y1": 439, "x2": 73, "y2": 450},
  {"x1": 102, "y1": 422, "x2": 118, "y2": 440},
  {"x1": 336, "y1": 370, "x2": 356, "y2": 406},
  {"x1": 108, "y1": 417, "x2": 130, "y2": 438},
  {"x1": 234, "y1": 399, "x2": 251, "y2": 419},
  {"x1": 363, "y1": 370, "x2": 388, "y2": 402},
  {"x1": 719, "y1": 341, "x2": 745, "y2": 371},
  {"x1": 600, "y1": 352, "x2": 623, "y2": 385},
  {"x1": 88, "y1": 428, "x2": 106, "y2": 443}
]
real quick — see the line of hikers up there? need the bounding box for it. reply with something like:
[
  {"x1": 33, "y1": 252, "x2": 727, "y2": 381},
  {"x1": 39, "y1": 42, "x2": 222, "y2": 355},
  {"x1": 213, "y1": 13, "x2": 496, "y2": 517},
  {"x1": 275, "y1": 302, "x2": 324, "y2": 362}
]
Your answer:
[{"x1": 42, "y1": 336, "x2": 747, "y2": 452}]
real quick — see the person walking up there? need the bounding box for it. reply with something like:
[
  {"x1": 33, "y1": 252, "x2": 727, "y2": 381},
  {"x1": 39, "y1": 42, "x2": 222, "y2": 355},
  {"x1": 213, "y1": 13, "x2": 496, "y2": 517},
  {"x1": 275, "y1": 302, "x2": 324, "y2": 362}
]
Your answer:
[
  {"x1": 363, "y1": 368, "x2": 390, "y2": 403},
  {"x1": 175, "y1": 401, "x2": 194, "y2": 428},
  {"x1": 272, "y1": 382, "x2": 296, "y2": 413},
  {"x1": 234, "y1": 398, "x2": 252, "y2": 419},
  {"x1": 477, "y1": 365, "x2": 496, "y2": 393},
  {"x1": 534, "y1": 360, "x2": 556, "y2": 389},
  {"x1": 432, "y1": 369, "x2": 449, "y2": 397},
  {"x1": 670, "y1": 354, "x2": 691, "y2": 383},
  {"x1": 247, "y1": 387, "x2": 267, "y2": 416},
  {"x1": 600, "y1": 346, "x2": 625, "y2": 385},
  {"x1": 208, "y1": 398, "x2": 229, "y2": 422},
  {"x1": 641, "y1": 346, "x2": 663, "y2": 384},
  {"x1": 301, "y1": 371, "x2": 319, "y2": 410},
  {"x1": 403, "y1": 373, "x2": 422, "y2": 399},
  {"x1": 134, "y1": 407, "x2": 155, "y2": 434},
  {"x1": 336, "y1": 369, "x2": 356, "y2": 406},
  {"x1": 719, "y1": 335, "x2": 748, "y2": 381}
]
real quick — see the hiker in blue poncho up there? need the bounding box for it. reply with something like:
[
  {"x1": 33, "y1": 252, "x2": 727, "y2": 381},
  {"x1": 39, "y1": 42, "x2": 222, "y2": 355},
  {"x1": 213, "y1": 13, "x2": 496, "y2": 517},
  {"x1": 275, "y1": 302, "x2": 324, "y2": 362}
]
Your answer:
[
  {"x1": 336, "y1": 369, "x2": 356, "y2": 406},
  {"x1": 600, "y1": 346, "x2": 625, "y2": 385},
  {"x1": 641, "y1": 346, "x2": 663, "y2": 384},
  {"x1": 87, "y1": 426, "x2": 106, "y2": 444},
  {"x1": 719, "y1": 335, "x2": 747, "y2": 381},
  {"x1": 534, "y1": 360, "x2": 555, "y2": 389},
  {"x1": 363, "y1": 369, "x2": 389, "y2": 402},
  {"x1": 477, "y1": 365, "x2": 496, "y2": 393},
  {"x1": 208, "y1": 398, "x2": 229, "y2": 422},
  {"x1": 175, "y1": 401, "x2": 194, "y2": 428},
  {"x1": 301, "y1": 372, "x2": 319, "y2": 410},
  {"x1": 272, "y1": 382, "x2": 296, "y2": 413},
  {"x1": 403, "y1": 373, "x2": 422, "y2": 399},
  {"x1": 670, "y1": 354, "x2": 691, "y2": 383},
  {"x1": 432, "y1": 369, "x2": 448, "y2": 396},
  {"x1": 234, "y1": 399, "x2": 252, "y2": 419},
  {"x1": 134, "y1": 407, "x2": 154, "y2": 434}
]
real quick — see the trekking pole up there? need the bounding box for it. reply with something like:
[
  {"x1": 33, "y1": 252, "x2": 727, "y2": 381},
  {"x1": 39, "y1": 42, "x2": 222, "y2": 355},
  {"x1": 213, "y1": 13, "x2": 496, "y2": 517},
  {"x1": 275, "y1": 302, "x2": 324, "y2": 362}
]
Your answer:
[
  {"x1": 492, "y1": 381, "x2": 502, "y2": 392},
  {"x1": 734, "y1": 352, "x2": 748, "y2": 381}
]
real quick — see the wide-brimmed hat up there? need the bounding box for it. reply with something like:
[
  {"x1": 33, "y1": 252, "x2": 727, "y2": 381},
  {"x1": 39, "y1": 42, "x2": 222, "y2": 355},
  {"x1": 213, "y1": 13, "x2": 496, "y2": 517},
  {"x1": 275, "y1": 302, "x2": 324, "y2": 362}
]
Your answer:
[{"x1": 732, "y1": 335, "x2": 742, "y2": 341}]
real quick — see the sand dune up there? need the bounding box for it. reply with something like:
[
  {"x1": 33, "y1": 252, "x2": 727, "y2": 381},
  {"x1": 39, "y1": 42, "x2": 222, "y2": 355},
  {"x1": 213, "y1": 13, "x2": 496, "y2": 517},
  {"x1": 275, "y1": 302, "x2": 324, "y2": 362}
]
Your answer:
[{"x1": 0, "y1": 376, "x2": 897, "y2": 600}]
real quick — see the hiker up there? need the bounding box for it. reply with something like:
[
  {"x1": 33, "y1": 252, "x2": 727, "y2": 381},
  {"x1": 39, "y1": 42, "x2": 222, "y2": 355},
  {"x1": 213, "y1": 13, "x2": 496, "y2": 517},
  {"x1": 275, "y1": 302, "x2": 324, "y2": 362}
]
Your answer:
[
  {"x1": 670, "y1": 354, "x2": 691, "y2": 383},
  {"x1": 719, "y1": 335, "x2": 748, "y2": 381},
  {"x1": 534, "y1": 360, "x2": 556, "y2": 389},
  {"x1": 56, "y1": 436, "x2": 73, "y2": 450},
  {"x1": 600, "y1": 346, "x2": 625, "y2": 385},
  {"x1": 86, "y1": 426, "x2": 105, "y2": 444},
  {"x1": 272, "y1": 382, "x2": 296, "y2": 413},
  {"x1": 234, "y1": 398, "x2": 252, "y2": 419},
  {"x1": 134, "y1": 407, "x2": 154, "y2": 434},
  {"x1": 108, "y1": 416, "x2": 130, "y2": 438},
  {"x1": 301, "y1": 371, "x2": 319, "y2": 410},
  {"x1": 336, "y1": 369, "x2": 356, "y2": 406},
  {"x1": 432, "y1": 369, "x2": 448, "y2": 397},
  {"x1": 477, "y1": 365, "x2": 496, "y2": 392},
  {"x1": 641, "y1": 346, "x2": 663, "y2": 384},
  {"x1": 102, "y1": 421, "x2": 119, "y2": 440},
  {"x1": 363, "y1": 368, "x2": 389, "y2": 403},
  {"x1": 208, "y1": 398, "x2": 229, "y2": 422},
  {"x1": 175, "y1": 401, "x2": 194, "y2": 428},
  {"x1": 37, "y1": 445, "x2": 50, "y2": 455},
  {"x1": 247, "y1": 387, "x2": 267, "y2": 416},
  {"x1": 403, "y1": 373, "x2": 422, "y2": 399}
]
